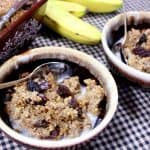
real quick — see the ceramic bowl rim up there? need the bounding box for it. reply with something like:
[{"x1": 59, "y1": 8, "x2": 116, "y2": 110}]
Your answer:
[
  {"x1": 102, "y1": 11, "x2": 150, "y2": 85},
  {"x1": 0, "y1": 46, "x2": 118, "y2": 148}
]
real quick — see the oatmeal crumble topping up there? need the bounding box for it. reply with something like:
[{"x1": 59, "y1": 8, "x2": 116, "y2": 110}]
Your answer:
[
  {"x1": 5, "y1": 70, "x2": 106, "y2": 139},
  {"x1": 124, "y1": 28, "x2": 150, "y2": 73}
]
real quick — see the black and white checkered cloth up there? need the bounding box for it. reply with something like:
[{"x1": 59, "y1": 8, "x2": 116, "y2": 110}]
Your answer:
[{"x1": 0, "y1": 0, "x2": 150, "y2": 149}]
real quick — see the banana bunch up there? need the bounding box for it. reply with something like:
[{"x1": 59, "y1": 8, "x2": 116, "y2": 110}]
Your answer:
[
  {"x1": 34, "y1": 0, "x2": 123, "y2": 44},
  {"x1": 64, "y1": 0, "x2": 123, "y2": 13}
]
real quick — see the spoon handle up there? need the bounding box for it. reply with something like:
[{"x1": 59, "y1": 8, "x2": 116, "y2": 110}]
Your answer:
[
  {"x1": 0, "y1": 76, "x2": 29, "y2": 89},
  {"x1": 123, "y1": 15, "x2": 127, "y2": 44},
  {"x1": 122, "y1": 0, "x2": 127, "y2": 45},
  {"x1": 0, "y1": 61, "x2": 70, "y2": 90}
]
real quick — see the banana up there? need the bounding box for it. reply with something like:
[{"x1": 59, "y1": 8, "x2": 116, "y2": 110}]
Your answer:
[
  {"x1": 63, "y1": 0, "x2": 123, "y2": 13},
  {"x1": 34, "y1": 0, "x2": 87, "y2": 18},
  {"x1": 34, "y1": 1, "x2": 46, "y2": 21},
  {"x1": 34, "y1": 1, "x2": 101, "y2": 44},
  {"x1": 50, "y1": 0, "x2": 87, "y2": 17}
]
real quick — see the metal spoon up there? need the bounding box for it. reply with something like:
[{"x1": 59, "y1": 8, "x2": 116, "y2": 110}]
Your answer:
[
  {"x1": 0, "y1": 62, "x2": 71, "y2": 89},
  {"x1": 113, "y1": 1, "x2": 128, "y2": 63},
  {"x1": 122, "y1": 0, "x2": 127, "y2": 46},
  {"x1": 120, "y1": 1, "x2": 128, "y2": 63}
]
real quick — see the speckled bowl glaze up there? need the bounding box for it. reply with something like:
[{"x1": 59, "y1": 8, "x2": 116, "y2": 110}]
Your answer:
[
  {"x1": 102, "y1": 11, "x2": 150, "y2": 87},
  {"x1": 0, "y1": 47, "x2": 118, "y2": 149}
]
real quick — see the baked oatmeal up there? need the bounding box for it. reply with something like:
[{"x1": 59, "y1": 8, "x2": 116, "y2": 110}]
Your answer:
[
  {"x1": 124, "y1": 28, "x2": 150, "y2": 73},
  {"x1": 5, "y1": 68, "x2": 106, "y2": 140},
  {"x1": 0, "y1": 0, "x2": 15, "y2": 16}
]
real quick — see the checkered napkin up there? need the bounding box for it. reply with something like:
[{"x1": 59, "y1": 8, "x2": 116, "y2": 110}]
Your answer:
[{"x1": 0, "y1": 0, "x2": 150, "y2": 149}]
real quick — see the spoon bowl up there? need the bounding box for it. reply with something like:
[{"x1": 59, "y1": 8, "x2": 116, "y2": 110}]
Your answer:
[{"x1": 0, "y1": 61, "x2": 71, "y2": 89}]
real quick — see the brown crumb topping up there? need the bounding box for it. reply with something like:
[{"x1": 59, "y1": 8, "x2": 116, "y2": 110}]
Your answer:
[
  {"x1": 5, "y1": 71, "x2": 106, "y2": 139},
  {"x1": 124, "y1": 28, "x2": 150, "y2": 73}
]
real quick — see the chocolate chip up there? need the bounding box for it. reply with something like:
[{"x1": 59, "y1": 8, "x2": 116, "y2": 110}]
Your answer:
[
  {"x1": 38, "y1": 93, "x2": 48, "y2": 101},
  {"x1": 136, "y1": 34, "x2": 147, "y2": 46},
  {"x1": 34, "y1": 119, "x2": 49, "y2": 128},
  {"x1": 132, "y1": 47, "x2": 150, "y2": 57},
  {"x1": 32, "y1": 100, "x2": 47, "y2": 106},
  {"x1": 77, "y1": 107, "x2": 83, "y2": 119},
  {"x1": 69, "y1": 98, "x2": 78, "y2": 109},
  {"x1": 39, "y1": 80, "x2": 51, "y2": 91},
  {"x1": 48, "y1": 126, "x2": 60, "y2": 139},
  {"x1": 32, "y1": 93, "x2": 48, "y2": 106},
  {"x1": 27, "y1": 79, "x2": 41, "y2": 92},
  {"x1": 57, "y1": 85, "x2": 72, "y2": 98}
]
